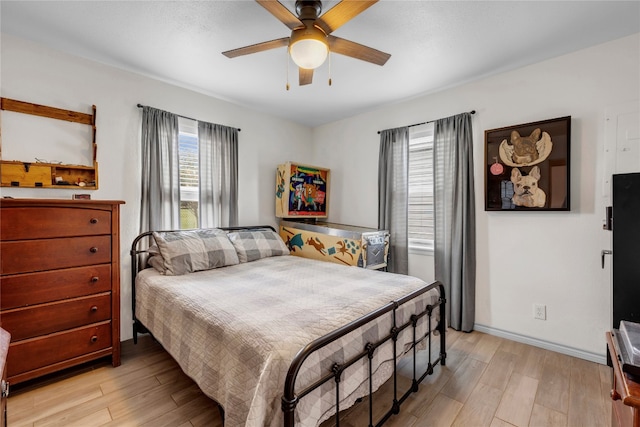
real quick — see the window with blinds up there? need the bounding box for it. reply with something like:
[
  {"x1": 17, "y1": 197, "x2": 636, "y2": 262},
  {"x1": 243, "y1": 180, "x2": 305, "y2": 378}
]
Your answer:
[
  {"x1": 408, "y1": 122, "x2": 435, "y2": 252},
  {"x1": 178, "y1": 117, "x2": 199, "y2": 229}
]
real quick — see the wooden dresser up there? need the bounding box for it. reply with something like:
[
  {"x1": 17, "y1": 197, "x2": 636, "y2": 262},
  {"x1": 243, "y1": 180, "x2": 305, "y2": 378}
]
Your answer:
[
  {"x1": 607, "y1": 332, "x2": 640, "y2": 427},
  {"x1": 0, "y1": 198, "x2": 124, "y2": 384}
]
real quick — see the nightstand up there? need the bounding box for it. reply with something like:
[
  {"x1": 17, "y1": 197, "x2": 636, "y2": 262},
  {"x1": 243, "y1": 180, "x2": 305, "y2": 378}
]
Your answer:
[{"x1": 607, "y1": 331, "x2": 640, "y2": 427}]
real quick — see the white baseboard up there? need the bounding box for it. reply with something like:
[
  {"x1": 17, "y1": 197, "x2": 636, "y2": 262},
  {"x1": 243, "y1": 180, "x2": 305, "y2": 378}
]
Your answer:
[{"x1": 473, "y1": 323, "x2": 607, "y2": 365}]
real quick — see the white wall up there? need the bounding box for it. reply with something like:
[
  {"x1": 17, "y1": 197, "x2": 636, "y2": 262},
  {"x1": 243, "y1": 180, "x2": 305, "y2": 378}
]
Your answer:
[
  {"x1": 311, "y1": 33, "x2": 640, "y2": 361},
  {"x1": 0, "y1": 34, "x2": 314, "y2": 341}
]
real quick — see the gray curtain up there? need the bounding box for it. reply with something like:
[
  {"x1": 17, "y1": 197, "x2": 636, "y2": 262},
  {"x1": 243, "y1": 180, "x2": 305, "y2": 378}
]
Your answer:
[
  {"x1": 433, "y1": 112, "x2": 476, "y2": 332},
  {"x1": 197, "y1": 121, "x2": 239, "y2": 227},
  {"x1": 140, "y1": 106, "x2": 180, "y2": 232},
  {"x1": 378, "y1": 127, "x2": 410, "y2": 274}
]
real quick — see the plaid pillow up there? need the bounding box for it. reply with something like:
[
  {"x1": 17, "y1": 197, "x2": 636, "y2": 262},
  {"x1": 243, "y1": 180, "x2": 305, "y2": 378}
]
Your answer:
[
  {"x1": 227, "y1": 230, "x2": 290, "y2": 263},
  {"x1": 146, "y1": 254, "x2": 165, "y2": 273},
  {"x1": 152, "y1": 229, "x2": 239, "y2": 275}
]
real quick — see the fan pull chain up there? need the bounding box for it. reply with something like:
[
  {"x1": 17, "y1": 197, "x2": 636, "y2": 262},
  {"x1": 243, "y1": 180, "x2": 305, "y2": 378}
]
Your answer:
[
  {"x1": 286, "y1": 49, "x2": 290, "y2": 91},
  {"x1": 328, "y1": 52, "x2": 332, "y2": 86}
]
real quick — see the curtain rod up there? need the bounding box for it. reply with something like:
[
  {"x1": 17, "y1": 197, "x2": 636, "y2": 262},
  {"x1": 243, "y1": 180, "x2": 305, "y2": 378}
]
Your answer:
[
  {"x1": 377, "y1": 110, "x2": 475, "y2": 134},
  {"x1": 136, "y1": 104, "x2": 241, "y2": 132}
]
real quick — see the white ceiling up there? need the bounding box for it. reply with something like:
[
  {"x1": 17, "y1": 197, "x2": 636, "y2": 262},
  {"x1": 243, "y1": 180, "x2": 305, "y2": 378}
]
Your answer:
[{"x1": 1, "y1": 1, "x2": 639, "y2": 127}]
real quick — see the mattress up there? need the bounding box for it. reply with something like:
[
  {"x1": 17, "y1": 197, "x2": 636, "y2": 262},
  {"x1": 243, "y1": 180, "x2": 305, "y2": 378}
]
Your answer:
[{"x1": 135, "y1": 254, "x2": 440, "y2": 427}]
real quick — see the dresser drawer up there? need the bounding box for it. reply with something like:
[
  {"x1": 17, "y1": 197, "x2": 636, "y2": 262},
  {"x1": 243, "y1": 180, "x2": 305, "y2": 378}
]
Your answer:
[
  {"x1": 1, "y1": 264, "x2": 111, "y2": 309},
  {"x1": 0, "y1": 235, "x2": 111, "y2": 275},
  {"x1": 611, "y1": 363, "x2": 640, "y2": 427},
  {"x1": 1, "y1": 293, "x2": 111, "y2": 341},
  {"x1": 7, "y1": 321, "x2": 111, "y2": 378},
  {"x1": 612, "y1": 395, "x2": 634, "y2": 427},
  {"x1": 0, "y1": 207, "x2": 111, "y2": 240}
]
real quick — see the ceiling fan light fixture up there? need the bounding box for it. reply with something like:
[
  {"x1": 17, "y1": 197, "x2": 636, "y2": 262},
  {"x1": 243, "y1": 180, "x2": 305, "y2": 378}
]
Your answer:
[{"x1": 289, "y1": 25, "x2": 328, "y2": 69}]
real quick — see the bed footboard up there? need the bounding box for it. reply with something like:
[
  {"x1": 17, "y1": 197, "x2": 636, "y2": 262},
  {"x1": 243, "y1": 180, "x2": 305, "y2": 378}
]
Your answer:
[{"x1": 282, "y1": 281, "x2": 446, "y2": 427}]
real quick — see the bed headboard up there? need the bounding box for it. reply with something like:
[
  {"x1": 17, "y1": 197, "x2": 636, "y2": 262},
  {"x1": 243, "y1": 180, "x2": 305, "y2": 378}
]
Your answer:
[{"x1": 130, "y1": 225, "x2": 276, "y2": 274}]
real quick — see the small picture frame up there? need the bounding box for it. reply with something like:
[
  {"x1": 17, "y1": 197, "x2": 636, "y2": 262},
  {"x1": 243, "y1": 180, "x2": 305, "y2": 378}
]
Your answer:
[
  {"x1": 484, "y1": 116, "x2": 570, "y2": 211},
  {"x1": 72, "y1": 193, "x2": 91, "y2": 200}
]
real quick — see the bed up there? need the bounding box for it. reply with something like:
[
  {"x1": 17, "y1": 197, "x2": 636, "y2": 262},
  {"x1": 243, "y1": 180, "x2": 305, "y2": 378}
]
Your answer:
[{"x1": 130, "y1": 226, "x2": 446, "y2": 427}]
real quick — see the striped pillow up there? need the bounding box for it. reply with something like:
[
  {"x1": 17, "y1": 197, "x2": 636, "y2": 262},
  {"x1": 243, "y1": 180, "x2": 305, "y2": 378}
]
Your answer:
[
  {"x1": 152, "y1": 229, "x2": 239, "y2": 275},
  {"x1": 227, "y1": 230, "x2": 290, "y2": 263}
]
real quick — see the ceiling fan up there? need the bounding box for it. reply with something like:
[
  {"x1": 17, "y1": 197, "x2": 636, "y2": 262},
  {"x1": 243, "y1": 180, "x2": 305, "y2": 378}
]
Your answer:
[{"x1": 222, "y1": 0, "x2": 391, "y2": 87}]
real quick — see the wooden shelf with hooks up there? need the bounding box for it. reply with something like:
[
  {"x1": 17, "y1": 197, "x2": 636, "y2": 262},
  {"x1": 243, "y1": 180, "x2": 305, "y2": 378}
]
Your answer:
[{"x1": 0, "y1": 98, "x2": 98, "y2": 189}]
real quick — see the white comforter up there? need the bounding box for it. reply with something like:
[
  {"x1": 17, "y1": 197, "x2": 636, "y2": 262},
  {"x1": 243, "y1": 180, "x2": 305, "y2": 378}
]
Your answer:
[{"x1": 135, "y1": 255, "x2": 440, "y2": 427}]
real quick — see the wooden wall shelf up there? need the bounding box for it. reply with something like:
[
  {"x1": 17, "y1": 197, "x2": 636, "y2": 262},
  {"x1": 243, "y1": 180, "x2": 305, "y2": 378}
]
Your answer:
[{"x1": 0, "y1": 98, "x2": 98, "y2": 189}]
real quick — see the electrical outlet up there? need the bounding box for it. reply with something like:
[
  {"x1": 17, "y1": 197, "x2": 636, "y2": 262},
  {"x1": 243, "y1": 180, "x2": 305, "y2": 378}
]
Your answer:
[{"x1": 534, "y1": 304, "x2": 546, "y2": 320}]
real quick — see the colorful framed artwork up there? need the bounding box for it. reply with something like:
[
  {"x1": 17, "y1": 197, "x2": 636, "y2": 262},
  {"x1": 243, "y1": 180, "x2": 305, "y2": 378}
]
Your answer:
[
  {"x1": 275, "y1": 162, "x2": 330, "y2": 218},
  {"x1": 484, "y1": 116, "x2": 571, "y2": 211}
]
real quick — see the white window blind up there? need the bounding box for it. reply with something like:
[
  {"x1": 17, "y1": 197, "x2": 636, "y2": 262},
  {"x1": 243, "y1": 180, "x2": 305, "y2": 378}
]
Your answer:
[
  {"x1": 408, "y1": 122, "x2": 435, "y2": 252},
  {"x1": 178, "y1": 117, "x2": 199, "y2": 229}
]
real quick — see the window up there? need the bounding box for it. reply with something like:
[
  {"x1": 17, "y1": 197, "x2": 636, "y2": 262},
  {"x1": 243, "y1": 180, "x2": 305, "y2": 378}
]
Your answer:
[
  {"x1": 178, "y1": 117, "x2": 199, "y2": 229},
  {"x1": 140, "y1": 106, "x2": 238, "y2": 233},
  {"x1": 408, "y1": 122, "x2": 435, "y2": 253}
]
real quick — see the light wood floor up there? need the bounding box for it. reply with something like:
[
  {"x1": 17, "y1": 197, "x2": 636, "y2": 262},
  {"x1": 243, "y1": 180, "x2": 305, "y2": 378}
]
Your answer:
[{"x1": 7, "y1": 329, "x2": 612, "y2": 427}]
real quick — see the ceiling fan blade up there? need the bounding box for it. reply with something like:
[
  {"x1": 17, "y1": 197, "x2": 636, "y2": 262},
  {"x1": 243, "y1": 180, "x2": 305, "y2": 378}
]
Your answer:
[
  {"x1": 256, "y1": 0, "x2": 303, "y2": 30},
  {"x1": 222, "y1": 37, "x2": 289, "y2": 58},
  {"x1": 328, "y1": 36, "x2": 390, "y2": 66},
  {"x1": 317, "y1": 0, "x2": 378, "y2": 34},
  {"x1": 299, "y1": 68, "x2": 314, "y2": 86}
]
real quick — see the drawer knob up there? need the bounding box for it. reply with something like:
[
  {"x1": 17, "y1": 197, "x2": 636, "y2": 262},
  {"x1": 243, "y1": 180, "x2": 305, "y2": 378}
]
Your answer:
[
  {"x1": 90, "y1": 305, "x2": 98, "y2": 312},
  {"x1": 90, "y1": 218, "x2": 99, "y2": 224},
  {"x1": 90, "y1": 335, "x2": 98, "y2": 343},
  {"x1": 91, "y1": 276, "x2": 99, "y2": 283},
  {"x1": 611, "y1": 389, "x2": 621, "y2": 401},
  {"x1": 90, "y1": 247, "x2": 98, "y2": 253}
]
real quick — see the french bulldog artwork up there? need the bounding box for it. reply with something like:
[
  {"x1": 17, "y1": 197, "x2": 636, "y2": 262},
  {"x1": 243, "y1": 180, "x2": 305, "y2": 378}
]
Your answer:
[
  {"x1": 511, "y1": 166, "x2": 546, "y2": 208},
  {"x1": 509, "y1": 129, "x2": 540, "y2": 163},
  {"x1": 499, "y1": 128, "x2": 553, "y2": 167}
]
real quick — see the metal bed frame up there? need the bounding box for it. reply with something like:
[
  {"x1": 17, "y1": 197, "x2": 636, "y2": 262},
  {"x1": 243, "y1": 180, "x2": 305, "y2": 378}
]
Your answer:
[{"x1": 130, "y1": 225, "x2": 447, "y2": 427}]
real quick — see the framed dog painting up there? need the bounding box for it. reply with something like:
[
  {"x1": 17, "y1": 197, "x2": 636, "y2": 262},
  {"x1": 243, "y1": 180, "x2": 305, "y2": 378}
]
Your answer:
[{"x1": 484, "y1": 116, "x2": 570, "y2": 211}]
